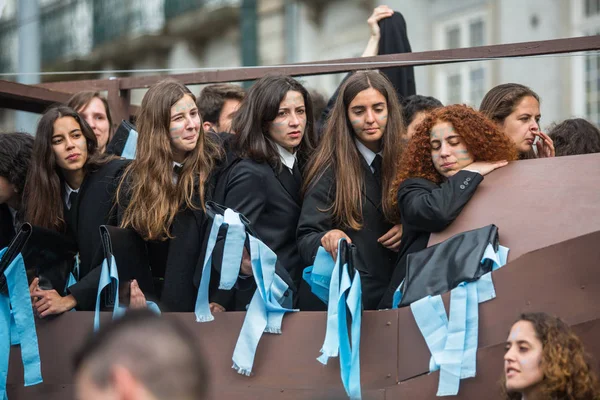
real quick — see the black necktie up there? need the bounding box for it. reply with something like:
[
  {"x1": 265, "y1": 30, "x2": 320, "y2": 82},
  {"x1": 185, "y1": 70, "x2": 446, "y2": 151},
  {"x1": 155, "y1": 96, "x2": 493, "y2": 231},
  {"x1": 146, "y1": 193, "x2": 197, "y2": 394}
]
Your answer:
[
  {"x1": 69, "y1": 191, "x2": 79, "y2": 210},
  {"x1": 292, "y1": 162, "x2": 302, "y2": 186},
  {"x1": 173, "y1": 164, "x2": 183, "y2": 175},
  {"x1": 371, "y1": 154, "x2": 383, "y2": 183}
]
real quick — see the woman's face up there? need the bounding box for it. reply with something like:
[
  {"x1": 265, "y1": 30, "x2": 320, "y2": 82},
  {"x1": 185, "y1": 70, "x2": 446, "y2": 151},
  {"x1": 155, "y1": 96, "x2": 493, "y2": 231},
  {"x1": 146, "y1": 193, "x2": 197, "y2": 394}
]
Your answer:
[
  {"x1": 268, "y1": 90, "x2": 306, "y2": 153},
  {"x1": 78, "y1": 97, "x2": 110, "y2": 153},
  {"x1": 501, "y1": 96, "x2": 540, "y2": 154},
  {"x1": 51, "y1": 116, "x2": 88, "y2": 174},
  {"x1": 504, "y1": 320, "x2": 544, "y2": 396},
  {"x1": 348, "y1": 87, "x2": 388, "y2": 153},
  {"x1": 169, "y1": 94, "x2": 201, "y2": 163},
  {"x1": 430, "y1": 121, "x2": 474, "y2": 178}
]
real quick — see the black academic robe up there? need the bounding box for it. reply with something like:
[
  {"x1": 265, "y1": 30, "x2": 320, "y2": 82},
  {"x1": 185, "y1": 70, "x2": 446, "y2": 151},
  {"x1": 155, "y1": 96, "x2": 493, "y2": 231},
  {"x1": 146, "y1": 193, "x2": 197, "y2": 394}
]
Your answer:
[
  {"x1": 65, "y1": 158, "x2": 129, "y2": 310},
  {"x1": 378, "y1": 170, "x2": 483, "y2": 309},
  {"x1": 297, "y1": 158, "x2": 396, "y2": 310},
  {"x1": 208, "y1": 157, "x2": 301, "y2": 310},
  {"x1": 0, "y1": 204, "x2": 15, "y2": 250}
]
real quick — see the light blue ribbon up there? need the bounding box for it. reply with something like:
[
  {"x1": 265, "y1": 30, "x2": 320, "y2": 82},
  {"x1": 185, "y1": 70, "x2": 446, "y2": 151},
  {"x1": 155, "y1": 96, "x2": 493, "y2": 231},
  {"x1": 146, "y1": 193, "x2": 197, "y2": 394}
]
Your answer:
[
  {"x1": 315, "y1": 239, "x2": 363, "y2": 400},
  {"x1": 0, "y1": 248, "x2": 43, "y2": 399},
  {"x1": 410, "y1": 244, "x2": 509, "y2": 396},
  {"x1": 94, "y1": 255, "x2": 160, "y2": 332},
  {"x1": 231, "y1": 235, "x2": 296, "y2": 375},
  {"x1": 121, "y1": 128, "x2": 138, "y2": 159},
  {"x1": 65, "y1": 253, "x2": 80, "y2": 295},
  {"x1": 302, "y1": 247, "x2": 335, "y2": 305},
  {"x1": 194, "y1": 207, "x2": 297, "y2": 376},
  {"x1": 219, "y1": 209, "x2": 245, "y2": 290}
]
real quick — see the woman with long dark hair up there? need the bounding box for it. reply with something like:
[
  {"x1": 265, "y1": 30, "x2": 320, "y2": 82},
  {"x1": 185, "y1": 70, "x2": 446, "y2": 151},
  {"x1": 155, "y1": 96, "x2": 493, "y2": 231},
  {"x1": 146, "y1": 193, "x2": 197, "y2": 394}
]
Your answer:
[
  {"x1": 116, "y1": 79, "x2": 224, "y2": 312},
  {"x1": 503, "y1": 312, "x2": 600, "y2": 399},
  {"x1": 378, "y1": 105, "x2": 518, "y2": 309},
  {"x1": 211, "y1": 75, "x2": 315, "y2": 310},
  {"x1": 479, "y1": 83, "x2": 554, "y2": 159},
  {"x1": 24, "y1": 105, "x2": 128, "y2": 316},
  {"x1": 297, "y1": 70, "x2": 404, "y2": 310}
]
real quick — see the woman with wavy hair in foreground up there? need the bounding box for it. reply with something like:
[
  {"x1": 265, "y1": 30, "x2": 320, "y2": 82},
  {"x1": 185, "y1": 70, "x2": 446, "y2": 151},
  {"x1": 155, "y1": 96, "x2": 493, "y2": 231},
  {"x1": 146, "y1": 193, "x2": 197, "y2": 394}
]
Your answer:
[
  {"x1": 378, "y1": 104, "x2": 518, "y2": 309},
  {"x1": 503, "y1": 312, "x2": 600, "y2": 400}
]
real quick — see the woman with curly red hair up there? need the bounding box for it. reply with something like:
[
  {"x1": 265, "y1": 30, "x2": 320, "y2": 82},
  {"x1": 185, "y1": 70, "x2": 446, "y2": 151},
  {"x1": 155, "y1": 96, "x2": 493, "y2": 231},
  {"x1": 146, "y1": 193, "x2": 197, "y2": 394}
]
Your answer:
[
  {"x1": 503, "y1": 312, "x2": 600, "y2": 400},
  {"x1": 378, "y1": 104, "x2": 518, "y2": 308}
]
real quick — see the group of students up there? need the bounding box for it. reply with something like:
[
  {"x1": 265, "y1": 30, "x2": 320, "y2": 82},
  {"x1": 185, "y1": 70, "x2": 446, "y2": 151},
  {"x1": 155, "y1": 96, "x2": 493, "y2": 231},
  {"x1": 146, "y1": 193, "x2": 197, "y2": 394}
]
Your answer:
[{"x1": 1, "y1": 69, "x2": 600, "y2": 317}]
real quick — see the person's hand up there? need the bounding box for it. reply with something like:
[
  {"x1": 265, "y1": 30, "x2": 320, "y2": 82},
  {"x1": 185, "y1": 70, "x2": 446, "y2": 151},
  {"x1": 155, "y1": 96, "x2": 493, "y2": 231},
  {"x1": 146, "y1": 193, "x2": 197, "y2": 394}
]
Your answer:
[
  {"x1": 210, "y1": 302, "x2": 225, "y2": 313},
  {"x1": 29, "y1": 277, "x2": 40, "y2": 303},
  {"x1": 535, "y1": 131, "x2": 555, "y2": 158},
  {"x1": 462, "y1": 160, "x2": 509, "y2": 176},
  {"x1": 367, "y1": 5, "x2": 394, "y2": 39},
  {"x1": 129, "y1": 280, "x2": 147, "y2": 309},
  {"x1": 240, "y1": 247, "x2": 253, "y2": 276},
  {"x1": 378, "y1": 224, "x2": 402, "y2": 251},
  {"x1": 31, "y1": 289, "x2": 77, "y2": 318},
  {"x1": 321, "y1": 229, "x2": 352, "y2": 260}
]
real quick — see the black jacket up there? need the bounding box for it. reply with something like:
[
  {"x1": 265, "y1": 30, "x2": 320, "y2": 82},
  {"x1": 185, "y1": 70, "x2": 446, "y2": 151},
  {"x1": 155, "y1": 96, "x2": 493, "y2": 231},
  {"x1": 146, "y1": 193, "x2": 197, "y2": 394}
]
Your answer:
[
  {"x1": 0, "y1": 204, "x2": 15, "y2": 249},
  {"x1": 209, "y1": 157, "x2": 301, "y2": 310},
  {"x1": 297, "y1": 159, "x2": 396, "y2": 310},
  {"x1": 65, "y1": 158, "x2": 129, "y2": 310},
  {"x1": 378, "y1": 170, "x2": 483, "y2": 309}
]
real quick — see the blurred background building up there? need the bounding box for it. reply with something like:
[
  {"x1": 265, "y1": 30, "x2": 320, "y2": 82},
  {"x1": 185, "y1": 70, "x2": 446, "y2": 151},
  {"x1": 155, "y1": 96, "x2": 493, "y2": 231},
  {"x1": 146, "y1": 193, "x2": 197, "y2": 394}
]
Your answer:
[{"x1": 1, "y1": 0, "x2": 599, "y2": 132}]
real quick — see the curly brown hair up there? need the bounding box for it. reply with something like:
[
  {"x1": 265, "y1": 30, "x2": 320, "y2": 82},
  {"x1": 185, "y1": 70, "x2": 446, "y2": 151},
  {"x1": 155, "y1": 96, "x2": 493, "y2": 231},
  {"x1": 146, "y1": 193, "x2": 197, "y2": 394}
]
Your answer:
[
  {"x1": 501, "y1": 313, "x2": 600, "y2": 400},
  {"x1": 390, "y1": 104, "x2": 518, "y2": 205}
]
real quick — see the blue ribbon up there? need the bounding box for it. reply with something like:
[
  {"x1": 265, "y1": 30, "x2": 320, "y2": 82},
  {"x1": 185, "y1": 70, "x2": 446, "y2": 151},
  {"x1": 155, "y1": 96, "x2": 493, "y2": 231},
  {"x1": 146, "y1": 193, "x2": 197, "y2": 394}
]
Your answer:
[
  {"x1": 0, "y1": 248, "x2": 43, "y2": 399},
  {"x1": 315, "y1": 239, "x2": 363, "y2": 400},
  {"x1": 94, "y1": 255, "x2": 160, "y2": 332},
  {"x1": 231, "y1": 235, "x2": 296, "y2": 375},
  {"x1": 194, "y1": 207, "x2": 297, "y2": 375},
  {"x1": 302, "y1": 247, "x2": 335, "y2": 305},
  {"x1": 219, "y1": 209, "x2": 245, "y2": 290},
  {"x1": 410, "y1": 244, "x2": 509, "y2": 396},
  {"x1": 121, "y1": 128, "x2": 138, "y2": 159}
]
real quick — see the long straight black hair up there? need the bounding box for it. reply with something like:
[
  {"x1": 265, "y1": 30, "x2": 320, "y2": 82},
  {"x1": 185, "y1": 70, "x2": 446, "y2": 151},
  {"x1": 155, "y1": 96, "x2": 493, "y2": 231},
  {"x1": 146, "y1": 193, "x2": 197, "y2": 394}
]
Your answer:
[
  {"x1": 23, "y1": 105, "x2": 111, "y2": 231},
  {"x1": 231, "y1": 74, "x2": 316, "y2": 171}
]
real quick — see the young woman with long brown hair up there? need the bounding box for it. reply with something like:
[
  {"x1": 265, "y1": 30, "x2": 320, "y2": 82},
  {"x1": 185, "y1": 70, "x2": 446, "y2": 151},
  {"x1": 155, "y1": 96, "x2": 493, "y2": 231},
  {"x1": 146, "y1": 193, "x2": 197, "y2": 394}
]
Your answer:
[
  {"x1": 24, "y1": 105, "x2": 128, "y2": 316},
  {"x1": 68, "y1": 91, "x2": 113, "y2": 154},
  {"x1": 378, "y1": 105, "x2": 518, "y2": 309},
  {"x1": 116, "y1": 79, "x2": 223, "y2": 312},
  {"x1": 297, "y1": 70, "x2": 404, "y2": 310},
  {"x1": 479, "y1": 83, "x2": 554, "y2": 159}
]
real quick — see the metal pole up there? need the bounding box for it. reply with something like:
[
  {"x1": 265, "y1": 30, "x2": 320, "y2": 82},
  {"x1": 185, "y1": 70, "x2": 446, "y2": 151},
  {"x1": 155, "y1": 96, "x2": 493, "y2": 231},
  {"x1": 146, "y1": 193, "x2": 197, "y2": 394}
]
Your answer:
[{"x1": 16, "y1": 0, "x2": 41, "y2": 133}]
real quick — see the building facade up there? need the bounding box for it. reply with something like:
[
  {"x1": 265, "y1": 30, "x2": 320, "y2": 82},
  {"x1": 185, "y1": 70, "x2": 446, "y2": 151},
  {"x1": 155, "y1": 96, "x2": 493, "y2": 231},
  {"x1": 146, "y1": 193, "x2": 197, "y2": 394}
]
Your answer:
[{"x1": 1, "y1": 0, "x2": 599, "y2": 130}]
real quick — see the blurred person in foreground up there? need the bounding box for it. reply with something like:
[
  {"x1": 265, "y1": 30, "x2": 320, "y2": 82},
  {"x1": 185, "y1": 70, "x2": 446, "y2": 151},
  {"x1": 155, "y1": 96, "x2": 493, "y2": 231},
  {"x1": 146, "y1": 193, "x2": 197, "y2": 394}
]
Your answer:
[{"x1": 74, "y1": 309, "x2": 209, "y2": 400}]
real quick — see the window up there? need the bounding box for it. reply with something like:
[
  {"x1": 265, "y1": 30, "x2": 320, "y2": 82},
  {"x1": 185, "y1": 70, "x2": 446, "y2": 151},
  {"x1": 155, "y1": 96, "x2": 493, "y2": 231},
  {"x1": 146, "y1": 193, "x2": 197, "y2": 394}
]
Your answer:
[
  {"x1": 434, "y1": 12, "x2": 490, "y2": 106},
  {"x1": 585, "y1": 0, "x2": 600, "y2": 16}
]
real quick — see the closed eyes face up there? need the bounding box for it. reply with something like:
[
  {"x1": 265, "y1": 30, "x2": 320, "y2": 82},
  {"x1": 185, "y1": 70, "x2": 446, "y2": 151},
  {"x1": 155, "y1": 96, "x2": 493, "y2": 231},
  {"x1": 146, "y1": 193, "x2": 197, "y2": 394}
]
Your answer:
[
  {"x1": 51, "y1": 116, "x2": 89, "y2": 173},
  {"x1": 504, "y1": 320, "x2": 544, "y2": 395},
  {"x1": 78, "y1": 97, "x2": 110, "y2": 153},
  {"x1": 502, "y1": 96, "x2": 541, "y2": 154},
  {"x1": 268, "y1": 90, "x2": 306, "y2": 153},
  {"x1": 430, "y1": 121, "x2": 474, "y2": 178}
]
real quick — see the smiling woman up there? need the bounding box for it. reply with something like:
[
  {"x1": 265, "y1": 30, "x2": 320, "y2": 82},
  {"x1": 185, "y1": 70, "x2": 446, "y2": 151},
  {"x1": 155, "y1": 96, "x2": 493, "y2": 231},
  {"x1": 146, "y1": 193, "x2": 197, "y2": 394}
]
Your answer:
[{"x1": 23, "y1": 105, "x2": 128, "y2": 316}]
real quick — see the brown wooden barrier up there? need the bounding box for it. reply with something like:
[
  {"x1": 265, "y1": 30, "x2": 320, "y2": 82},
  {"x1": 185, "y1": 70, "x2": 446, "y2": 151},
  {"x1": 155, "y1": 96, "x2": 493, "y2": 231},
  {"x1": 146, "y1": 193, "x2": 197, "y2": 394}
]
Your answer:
[{"x1": 6, "y1": 155, "x2": 600, "y2": 399}]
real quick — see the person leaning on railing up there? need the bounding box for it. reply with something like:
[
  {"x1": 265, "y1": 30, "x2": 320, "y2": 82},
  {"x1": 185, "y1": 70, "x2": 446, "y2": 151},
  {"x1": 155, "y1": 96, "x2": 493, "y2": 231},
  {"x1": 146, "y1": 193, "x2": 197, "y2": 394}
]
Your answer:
[{"x1": 378, "y1": 105, "x2": 518, "y2": 309}]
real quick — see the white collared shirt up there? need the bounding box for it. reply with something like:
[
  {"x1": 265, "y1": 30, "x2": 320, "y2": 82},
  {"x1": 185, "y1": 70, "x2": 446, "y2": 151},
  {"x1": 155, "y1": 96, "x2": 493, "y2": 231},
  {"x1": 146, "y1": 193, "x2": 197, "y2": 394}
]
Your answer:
[
  {"x1": 172, "y1": 161, "x2": 184, "y2": 184},
  {"x1": 275, "y1": 143, "x2": 297, "y2": 173},
  {"x1": 64, "y1": 183, "x2": 80, "y2": 210},
  {"x1": 354, "y1": 138, "x2": 382, "y2": 173}
]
